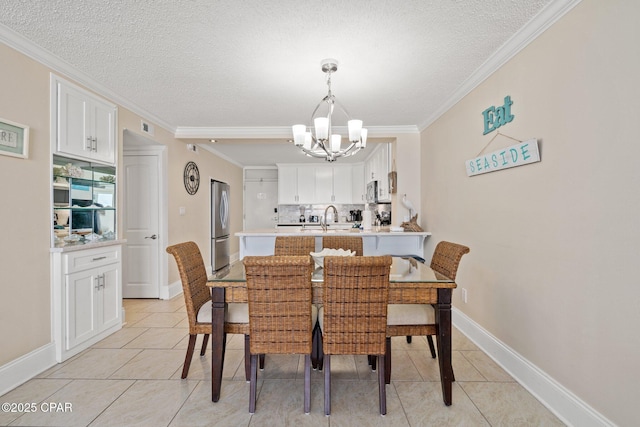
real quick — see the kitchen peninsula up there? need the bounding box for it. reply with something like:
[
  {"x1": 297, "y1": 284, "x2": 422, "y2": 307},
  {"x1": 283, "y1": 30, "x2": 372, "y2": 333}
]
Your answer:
[{"x1": 236, "y1": 227, "x2": 431, "y2": 260}]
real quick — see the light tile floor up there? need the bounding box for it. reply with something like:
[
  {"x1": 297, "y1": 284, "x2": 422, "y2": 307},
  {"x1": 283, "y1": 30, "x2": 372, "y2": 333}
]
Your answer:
[{"x1": 1, "y1": 296, "x2": 565, "y2": 426}]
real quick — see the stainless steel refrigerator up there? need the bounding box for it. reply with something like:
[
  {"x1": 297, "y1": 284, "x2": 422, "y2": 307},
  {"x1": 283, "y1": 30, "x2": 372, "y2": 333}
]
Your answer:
[{"x1": 211, "y1": 180, "x2": 230, "y2": 271}]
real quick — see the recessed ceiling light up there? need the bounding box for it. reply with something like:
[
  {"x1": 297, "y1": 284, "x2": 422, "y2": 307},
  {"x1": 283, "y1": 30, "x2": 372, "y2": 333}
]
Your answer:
[{"x1": 209, "y1": 139, "x2": 217, "y2": 143}]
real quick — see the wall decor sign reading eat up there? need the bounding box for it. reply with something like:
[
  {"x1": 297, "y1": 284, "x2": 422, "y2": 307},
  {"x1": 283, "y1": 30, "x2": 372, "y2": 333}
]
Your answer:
[
  {"x1": 482, "y1": 95, "x2": 514, "y2": 135},
  {"x1": 466, "y1": 138, "x2": 540, "y2": 177}
]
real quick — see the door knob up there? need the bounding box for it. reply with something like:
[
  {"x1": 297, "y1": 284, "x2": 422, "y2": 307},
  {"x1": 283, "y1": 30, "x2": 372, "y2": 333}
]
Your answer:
[{"x1": 145, "y1": 234, "x2": 158, "y2": 240}]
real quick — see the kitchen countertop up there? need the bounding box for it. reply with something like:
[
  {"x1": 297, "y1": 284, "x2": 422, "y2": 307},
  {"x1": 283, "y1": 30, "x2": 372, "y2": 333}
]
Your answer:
[
  {"x1": 237, "y1": 228, "x2": 430, "y2": 236},
  {"x1": 50, "y1": 238, "x2": 127, "y2": 253},
  {"x1": 277, "y1": 222, "x2": 356, "y2": 227}
]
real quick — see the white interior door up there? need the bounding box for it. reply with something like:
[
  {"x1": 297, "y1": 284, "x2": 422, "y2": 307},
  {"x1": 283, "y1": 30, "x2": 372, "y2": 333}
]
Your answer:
[
  {"x1": 123, "y1": 154, "x2": 160, "y2": 298},
  {"x1": 244, "y1": 180, "x2": 278, "y2": 230}
]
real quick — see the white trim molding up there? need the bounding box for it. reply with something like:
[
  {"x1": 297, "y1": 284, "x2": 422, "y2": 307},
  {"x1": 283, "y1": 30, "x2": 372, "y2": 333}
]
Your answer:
[
  {"x1": 0, "y1": 343, "x2": 56, "y2": 397},
  {"x1": 453, "y1": 308, "x2": 614, "y2": 427},
  {"x1": 174, "y1": 125, "x2": 419, "y2": 140}
]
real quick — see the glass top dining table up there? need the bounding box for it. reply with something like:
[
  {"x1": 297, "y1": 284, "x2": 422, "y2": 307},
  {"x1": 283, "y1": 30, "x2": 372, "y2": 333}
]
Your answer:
[{"x1": 207, "y1": 257, "x2": 457, "y2": 405}]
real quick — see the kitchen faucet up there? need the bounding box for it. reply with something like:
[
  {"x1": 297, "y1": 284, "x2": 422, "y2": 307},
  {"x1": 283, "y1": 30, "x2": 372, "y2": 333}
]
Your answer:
[{"x1": 321, "y1": 205, "x2": 338, "y2": 232}]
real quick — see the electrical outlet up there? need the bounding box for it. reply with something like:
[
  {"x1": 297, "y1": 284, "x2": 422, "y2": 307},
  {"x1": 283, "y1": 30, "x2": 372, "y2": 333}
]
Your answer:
[{"x1": 461, "y1": 288, "x2": 468, "y2": 303}]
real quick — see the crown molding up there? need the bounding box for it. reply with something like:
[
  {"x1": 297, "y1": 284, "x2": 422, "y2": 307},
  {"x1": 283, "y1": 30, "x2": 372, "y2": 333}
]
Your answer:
[
  {"x1": 418, "y1": 0, "x2": 583, "y2": 132},
  {"x1": 174, "y1": 125, "x2": 419, "y2": 139},
  {"x1": 0, "y1": 23, "x2": 176, "y2": 134},
  {"x1": 198, "y1": 144, "x2": 244, "y2": 168}
]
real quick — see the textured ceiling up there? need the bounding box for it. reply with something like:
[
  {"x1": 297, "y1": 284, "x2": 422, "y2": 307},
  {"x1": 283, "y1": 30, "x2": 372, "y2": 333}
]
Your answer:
[{"x1": 0, "y1": 0, "x2": 560, "y2": 165}]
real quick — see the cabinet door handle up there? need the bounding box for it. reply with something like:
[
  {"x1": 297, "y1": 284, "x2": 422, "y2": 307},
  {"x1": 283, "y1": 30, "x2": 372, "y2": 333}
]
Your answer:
[
  {"x1": 96, "y1": 273, "x2": 105, "y2": 289},
  {"x1": 94, "y1": 275, "x2": 101, "y2": 290},
  {"x1": 86, "y1": 137, "x2": 93, "y2": 151},
  {"x1": 92, "y1": 256, "x2": 107, "y2": 261},
  {"x1": 92, "y1": 137, "x2": 98, "y2": 152}
]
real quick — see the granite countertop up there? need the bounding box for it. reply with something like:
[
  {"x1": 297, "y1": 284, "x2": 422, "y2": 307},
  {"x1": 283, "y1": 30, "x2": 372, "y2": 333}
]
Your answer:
[{"x1": 50, "y1": 238, "x2": 127, "y2": 253}]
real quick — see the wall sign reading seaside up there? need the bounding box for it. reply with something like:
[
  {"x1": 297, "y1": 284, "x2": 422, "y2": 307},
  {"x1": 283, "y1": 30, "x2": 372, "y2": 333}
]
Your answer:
[
  {"x1": 482, "y1": 95, "x2": 514, "y2": 135},
  {"x1": 466, "y1": 139, "x2": 540, "y2": 177}
]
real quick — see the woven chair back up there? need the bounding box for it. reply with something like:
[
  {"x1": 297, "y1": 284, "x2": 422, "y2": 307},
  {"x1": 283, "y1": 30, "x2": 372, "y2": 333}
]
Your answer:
[
  {"x1": 166, "y1": 242, "x2": 211, "y2": 334},
  {"x1": 243, "y1": 256, "x2": 314, "y2": 355},
  {"x1": 274, "y1": 236, "x2": 316, "y2": 256},
  {"x1": 322, "y1": 236, "x2": 363, "y2": 256},
  {"x1": 430, "y1": 241, "x2": 470, "y2": 280},
  {"x1": 323, "y1": 255, "x2": 392, "y2": 355}
]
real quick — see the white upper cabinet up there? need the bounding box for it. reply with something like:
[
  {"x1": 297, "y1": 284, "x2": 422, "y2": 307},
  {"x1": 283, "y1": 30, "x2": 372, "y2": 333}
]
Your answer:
[
  {"x1": 277, "y1": 164, "x2": 354, "y2": 205},
  {"x1": 277, "y1": 165, "x2": 300, "y2": 204},
  {"x1": 331, "y1": 165, "x2": 352, "y2": 204},
  {"x1": 277, "y1": 165, "x2": 316, "y2": 204},
  {"x1": 297, "y1": 167, "x2": 317, "y2": 204},
  {"x1": 351, "y1": 163, "x2": 365, "y2": 203},
  {"x1": 314, "y1": 166, "x2": 333, "y2": 203},
  {"x1": 54, "y1": 76, "x2": 117, "y2": 165},
  {"x1": 364, "y1": 143, "x2": 392, "y2": 202}
]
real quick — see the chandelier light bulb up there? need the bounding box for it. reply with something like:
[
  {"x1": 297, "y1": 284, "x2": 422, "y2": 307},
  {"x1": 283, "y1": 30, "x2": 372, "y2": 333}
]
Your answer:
[
  {"x1": 292, "y1": 124, "x2": 306, "y2": 146},
  {"x1": 314, "y1": 117, "x2": 329, "y2": 141},
  {"x1": 348, "y1": 119, "x2": 362, "y2": 142},
  {"x1": 303, "y1": 132, "x2": 313, "y2": 150},
  {"x1": 331, "y1": 134, "x2": 342, "y2": 153}
]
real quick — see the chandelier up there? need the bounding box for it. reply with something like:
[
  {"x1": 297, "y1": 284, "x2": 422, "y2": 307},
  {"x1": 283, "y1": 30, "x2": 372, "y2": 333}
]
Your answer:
[{"x1": 291, "y1": 59, "x2": 367, "y2": 162}]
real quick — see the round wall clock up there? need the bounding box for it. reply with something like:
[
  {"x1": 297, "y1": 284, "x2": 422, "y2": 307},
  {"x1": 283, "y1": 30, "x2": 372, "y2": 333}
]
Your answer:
[{"x1": 183, "y1": 161, "x2": 200, "y2": 195}]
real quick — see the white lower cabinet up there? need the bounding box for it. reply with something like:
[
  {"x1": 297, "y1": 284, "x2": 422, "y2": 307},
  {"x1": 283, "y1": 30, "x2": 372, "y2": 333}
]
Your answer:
[{"x1": 53, "y1": 244, "x2": 122, "y2": 362}]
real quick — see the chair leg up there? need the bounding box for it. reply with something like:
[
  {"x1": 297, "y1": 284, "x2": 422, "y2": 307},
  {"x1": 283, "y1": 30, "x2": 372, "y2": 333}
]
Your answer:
[
  {"x1": 406, "y1": 335, "x2": 412, "y2": 343},
  {"x1": 181, "y1": 334, "x2": 197, "y2": 379},
  {"x1": 249, "y1": 354, "x2": 258, "y2": 413},
  {"x1": 311, "y1": 322, "x2": 318, "y2": 371},
  {"x1": 200, "y1": 334, "x2": 210, "y2": 356},
  {"x1": 427, "y1": 335, "x2": 437, "y2": 358},
  {"x1": 385, "y1": 337, "x2": 391, "y2": 384},
  {"x1": 244, "y1": 335, "x2": 251, "y2": 381},
  {"x1": 304, "y1": 354, "x2": 311, "y2": 414},
  {"x1": 317, "y1": 332, "x2": 324, "y2": 371},
  {"x1": 324, "y1": 355, "x2": 331, "y2": 415},
  {"x1": 369, "y1": 354, "x2": 377, "y2": 371},
  {"x1": 378, "y1": 354, "x2": 387, "y2": 415},
  {"x1": 259, "y1": 354, "x2": 265, "y2": 370}
]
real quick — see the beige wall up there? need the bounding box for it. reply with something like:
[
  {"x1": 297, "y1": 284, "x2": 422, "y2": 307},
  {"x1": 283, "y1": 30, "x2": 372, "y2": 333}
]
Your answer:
[
  {"x1": 117, "y1": 110, "x2": 243, "y2": 286},
  {"x1": 0, "y1": 43, "x2": 52, "y2": 364},
  {"x1": 420, "y1": 1, "x2": 639, "y2": 425},
  {"x1": 0, "y1": 42, "x2": 243, "y2": 366}
]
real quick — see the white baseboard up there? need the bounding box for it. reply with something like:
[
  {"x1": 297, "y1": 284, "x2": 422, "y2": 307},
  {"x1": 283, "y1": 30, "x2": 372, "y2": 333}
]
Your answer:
[
  {"x1": 453, "y1": 308, "x2": 614, "y2": 427},
  {"x1": 161, "y1": 280, "x2": 183, "y2": 300},
  {"x1": 0, "y1": 343, "x2": 57, "y2": 397}
]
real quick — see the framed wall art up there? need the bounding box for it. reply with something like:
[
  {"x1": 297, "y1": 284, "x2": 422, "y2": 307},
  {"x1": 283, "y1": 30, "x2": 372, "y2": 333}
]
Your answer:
[{"x1": 0, "y1": 118, "x2": 29, "y2": 159}]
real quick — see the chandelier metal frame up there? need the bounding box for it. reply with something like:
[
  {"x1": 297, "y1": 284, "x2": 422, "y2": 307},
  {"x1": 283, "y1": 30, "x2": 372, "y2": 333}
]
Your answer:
[{"x1": 292, "y1": 59, "x2": 367, "y2": 162}]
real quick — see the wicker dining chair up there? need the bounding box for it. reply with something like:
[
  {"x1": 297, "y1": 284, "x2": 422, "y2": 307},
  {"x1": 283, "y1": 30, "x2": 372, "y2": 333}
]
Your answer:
[
  {"x1": 166, "y1": 242, "x2": 250, "y2": 380},
  {"x1": 274, "y1": 235, "x2": 316, "y2": 256},
  {"x1": 274, "y1": 235, "x2": 322, "y2": 367},
  {"x1": 322, "y1": 235, "x2": 363, "y2": 256},
  {"x1": 386, "y1": 241, "x2": 470, "y2": 383},
  {"x1": 319, "y1": 255, "x2": 392, "y2": 415},
  {"x1": 317, "y1": 235, "x2": 364, "y2": 369},
  {"x1": 243, "y1": 256, "x2": 315, "y2": 414}
]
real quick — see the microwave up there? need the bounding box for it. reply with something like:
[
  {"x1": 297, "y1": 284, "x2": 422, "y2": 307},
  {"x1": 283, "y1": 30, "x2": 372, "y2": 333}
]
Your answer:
[{"x1": 366, "y1": 181, "x2": 378, "y2": 203}]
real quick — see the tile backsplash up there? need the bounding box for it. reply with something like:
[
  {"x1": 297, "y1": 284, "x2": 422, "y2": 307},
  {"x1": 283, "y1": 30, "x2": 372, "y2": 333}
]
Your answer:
[{"x1": 278, "y1": 203, "x2": 390, "y2": 224}]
